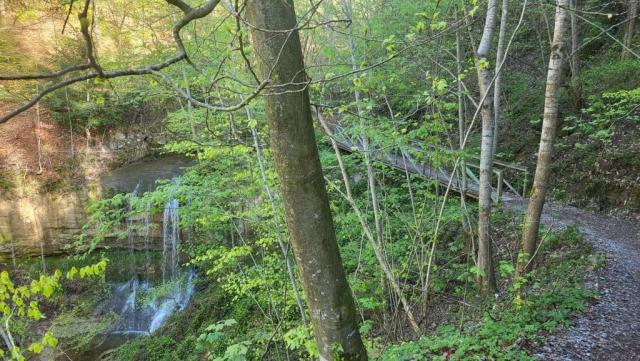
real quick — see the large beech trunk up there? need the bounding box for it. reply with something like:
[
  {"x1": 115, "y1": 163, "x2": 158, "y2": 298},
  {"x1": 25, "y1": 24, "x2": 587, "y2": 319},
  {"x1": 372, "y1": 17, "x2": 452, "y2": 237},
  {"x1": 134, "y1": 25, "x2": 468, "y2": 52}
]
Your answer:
[
  {"x1": 520, "y1": 0, "x2": 569, "y2": 274},
  {"x1": 245, "y1": 1, "x2": 367, "y2": 360}
]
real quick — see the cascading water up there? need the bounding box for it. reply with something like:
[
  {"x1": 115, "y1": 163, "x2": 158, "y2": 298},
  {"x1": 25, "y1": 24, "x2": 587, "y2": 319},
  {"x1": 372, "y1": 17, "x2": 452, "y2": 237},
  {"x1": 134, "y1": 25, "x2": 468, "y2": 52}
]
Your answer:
[
  {"x1": 144, "y1": 201, "x2": 152, "y2": 283},
  {"x1": 110, "y1": 193, "x2": 194, "y2": 336},
  {"x1": 127, "y1": 183, "x2": 141, "y2": 278},
  {"x1": 162, "y1": 198, "x2": 180, "y2": 283}
]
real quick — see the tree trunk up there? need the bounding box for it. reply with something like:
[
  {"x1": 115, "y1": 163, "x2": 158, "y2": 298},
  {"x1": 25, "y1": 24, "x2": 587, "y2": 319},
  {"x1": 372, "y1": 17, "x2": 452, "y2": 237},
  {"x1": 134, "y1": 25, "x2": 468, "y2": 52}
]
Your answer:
[
  {"x1": 64, "y1": 89, "x2": 75, "y2": 158},
  {"x1": 569, "y1": 0, "x2": 582, "y2": 112},
  {"x1": 245, "y1": 1, "x2": 366, "y2": 360},
  {"x1": 622, "y1": 0, "x2": 638, "y2": 59},
  {"x1": 456, "y1": 12, "x2": 467, "y2": 197},
  {"x1": 519, "y1": 0, "x2": 569, "y2": 275},
  {"x1": 339, "y1": 0, "x2": 384, "y2": 250},
  {"x1": 476, "y1": 0, "x2": 498, "y2": 293},
  {"x1": 492, "y1": 0, "x2": 509, "y2": 157},
  {"x1": 0, "y1": 0, "x2": 5, "y2": 26}
]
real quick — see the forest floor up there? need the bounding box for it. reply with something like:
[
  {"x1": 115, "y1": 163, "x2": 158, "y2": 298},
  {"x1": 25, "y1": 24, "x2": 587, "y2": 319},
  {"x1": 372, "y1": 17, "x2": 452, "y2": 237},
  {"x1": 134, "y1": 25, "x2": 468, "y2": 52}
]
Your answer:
[{"x1": 504, "y1": 198, "x2": 640, "y2": 360}]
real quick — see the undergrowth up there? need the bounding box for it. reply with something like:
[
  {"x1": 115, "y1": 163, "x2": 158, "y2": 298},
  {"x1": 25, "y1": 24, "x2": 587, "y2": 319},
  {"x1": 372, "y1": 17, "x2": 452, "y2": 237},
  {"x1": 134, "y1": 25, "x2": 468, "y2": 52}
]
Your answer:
[{"x1": 378, "y1": 225, "x2": 598, "y2": 360}]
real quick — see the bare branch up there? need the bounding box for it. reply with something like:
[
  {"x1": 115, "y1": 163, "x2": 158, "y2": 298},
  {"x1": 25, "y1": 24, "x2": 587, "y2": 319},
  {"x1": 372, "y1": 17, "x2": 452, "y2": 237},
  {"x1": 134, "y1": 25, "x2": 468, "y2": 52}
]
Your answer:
[
  {"x1": 0, "y1": 63, "x2": 91, "y2": 81},
  {"x1": 79, "y1": 0, "x2": 103, "y2": 75},
  {"x1": 0, "y1": 0, "x2": 224, "y2": 124},
  {"x1": 151, "y1": 69, "x2": 268, "y2": 112},
  {"x1": 61, "y1": 0, "x2": 76, "y2": 34},
  {"x1": 171, "y1": 0, "x2": 222, "y2": 65},
  {"x1": 166, "y1": 0, "x2": 193, "y2": 13},
  {"x1": 232, "y1": 0, "x2": 261, "y2": 84},
  {"x1": 0, "y1": 54, "x2": 186, "y2": 124}
]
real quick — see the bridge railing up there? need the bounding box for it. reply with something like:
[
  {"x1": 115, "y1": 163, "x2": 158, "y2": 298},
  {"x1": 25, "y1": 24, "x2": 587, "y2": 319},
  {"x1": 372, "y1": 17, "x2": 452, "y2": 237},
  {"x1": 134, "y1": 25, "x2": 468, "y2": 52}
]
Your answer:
[{"x1": 315, "y1": 112, "x2": 529, "y2": 203}]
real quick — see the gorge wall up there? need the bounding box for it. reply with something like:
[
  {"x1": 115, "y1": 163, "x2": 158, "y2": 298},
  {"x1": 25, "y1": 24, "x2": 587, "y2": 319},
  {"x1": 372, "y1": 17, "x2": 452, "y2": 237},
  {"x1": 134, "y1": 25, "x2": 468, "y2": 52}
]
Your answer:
[{"x1": 0, "y1": 92, "x2": 196, "y2": 258}]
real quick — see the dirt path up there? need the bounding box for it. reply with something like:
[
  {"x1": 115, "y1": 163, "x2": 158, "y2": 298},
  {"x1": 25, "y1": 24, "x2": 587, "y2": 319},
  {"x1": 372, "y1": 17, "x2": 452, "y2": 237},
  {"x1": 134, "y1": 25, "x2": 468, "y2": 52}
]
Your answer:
[{"x1": 505, "y1": 198, "x2": 640, "y2": 360}]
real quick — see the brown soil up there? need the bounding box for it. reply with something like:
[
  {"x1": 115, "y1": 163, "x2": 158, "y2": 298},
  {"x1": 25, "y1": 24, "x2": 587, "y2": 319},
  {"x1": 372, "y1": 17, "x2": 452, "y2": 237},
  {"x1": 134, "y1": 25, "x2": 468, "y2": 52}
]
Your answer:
[{"x1": 0, "y1": 104, "x2": 87, "y2": 186}]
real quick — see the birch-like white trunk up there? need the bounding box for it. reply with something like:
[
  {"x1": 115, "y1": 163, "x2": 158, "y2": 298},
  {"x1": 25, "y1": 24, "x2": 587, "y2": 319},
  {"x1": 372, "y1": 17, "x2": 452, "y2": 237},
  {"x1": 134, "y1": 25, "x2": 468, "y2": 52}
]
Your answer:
[
  {"x1": 492, "y1": 0, "x2": 509, "y2": 157},
  {"x1": 520, "y1": 0, "x2": 569, "y2": 274},
  {"x1": 476, "y1": 0, "x2": 499, "y2": 293}
]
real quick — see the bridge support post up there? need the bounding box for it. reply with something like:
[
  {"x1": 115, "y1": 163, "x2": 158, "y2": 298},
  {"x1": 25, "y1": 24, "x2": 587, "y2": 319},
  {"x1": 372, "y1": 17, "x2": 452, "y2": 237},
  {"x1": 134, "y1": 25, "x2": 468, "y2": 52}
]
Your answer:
[{"x1": 495, "y1": 169, "x2": 504, "y2": 205}]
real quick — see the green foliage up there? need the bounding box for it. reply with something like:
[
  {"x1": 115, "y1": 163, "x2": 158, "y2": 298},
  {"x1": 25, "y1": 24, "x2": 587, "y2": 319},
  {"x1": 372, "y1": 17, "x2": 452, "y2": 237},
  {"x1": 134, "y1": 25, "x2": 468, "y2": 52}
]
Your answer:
[
  {"x1": 582, "y1": 59, "x2": 640, "y2": 96},
  {"x1": 0, "y1": 261, "x2": 107, "y2": 360},
  {"x1": 379, "y1": 228, "x2": 596, "y2": 360},
  {"x1": 553, "y1": 85, "x2": 640, "y2": 210},
  {"x1": 2, "y1": 1, "x2": 626, "y2": 359},
  {"x1": 283, "y1": 324, "x2": 318, "y2": 358},
  {"x1": 69, "y1": 193, "x2": 131, "y2": 254},
  {"x1": 66, "y1": 259, "x2": 109, "y2": 280},
  {"x1": 561, "y1": 87, "x2": 640, "y2": 145},
  {"x1": 196, "y1": 319, "x2": 252, "y2": 361},
  {"x1": 0, "y1": 174, "x2": 14, "y2": 192}
]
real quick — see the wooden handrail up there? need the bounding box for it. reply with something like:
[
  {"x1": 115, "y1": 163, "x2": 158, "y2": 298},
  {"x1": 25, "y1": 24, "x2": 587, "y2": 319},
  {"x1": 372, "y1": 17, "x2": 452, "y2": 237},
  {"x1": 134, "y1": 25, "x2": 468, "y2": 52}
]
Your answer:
[{"x1": 314, "y1": 111, "x2": 529, "y2": 201}]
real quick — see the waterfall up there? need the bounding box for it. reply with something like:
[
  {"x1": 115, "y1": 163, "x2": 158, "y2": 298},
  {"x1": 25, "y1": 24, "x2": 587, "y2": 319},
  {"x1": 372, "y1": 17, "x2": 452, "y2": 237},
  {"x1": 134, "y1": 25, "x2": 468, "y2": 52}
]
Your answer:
[
  {"x1": 162, "y1": 198, "x2": 180, "y2": 284},
  {"x1": 40, "y1": 239, "x2": 46, "y2": 273},
  {"x1": 9, "y1": 239, "x2": 16, "y2": 271},
  {"x1": 110, "y1": 194, "x2": 193, "y2": 336},
  {"x1": 127, "y1": 183, "x2": 141, "y2": 279},
  {"x1": 144, "y1": 201, "x2": 151, "y2": 283}
]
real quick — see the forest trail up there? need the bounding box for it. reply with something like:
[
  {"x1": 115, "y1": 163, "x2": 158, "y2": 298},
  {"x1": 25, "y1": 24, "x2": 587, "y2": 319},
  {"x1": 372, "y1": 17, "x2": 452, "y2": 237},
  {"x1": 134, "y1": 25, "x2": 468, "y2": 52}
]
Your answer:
[
  {"x1": 320, "y1": 115, "x2": 640, "y2": 359},
  {"x1": 504, "y1": 198, "x2": 640, "y2": 360}
]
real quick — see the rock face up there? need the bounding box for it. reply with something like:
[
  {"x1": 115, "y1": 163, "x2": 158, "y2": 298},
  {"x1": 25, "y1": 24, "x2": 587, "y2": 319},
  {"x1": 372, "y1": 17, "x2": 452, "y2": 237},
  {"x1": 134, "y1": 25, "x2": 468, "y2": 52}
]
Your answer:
[
  {"x1": 0, "y1": 190, "x2": 88, "y2": 256},
  {"x1": 0, "y1": 155, "x2": 193, "y2": 257},
  {"x1": 0, "y1": 95, "x2": 183, "y2": 258}
]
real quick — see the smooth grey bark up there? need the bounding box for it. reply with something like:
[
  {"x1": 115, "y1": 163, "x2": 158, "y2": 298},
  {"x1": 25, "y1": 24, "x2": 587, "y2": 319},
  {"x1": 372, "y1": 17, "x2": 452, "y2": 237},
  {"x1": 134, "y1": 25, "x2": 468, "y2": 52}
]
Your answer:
[
  {"x1": 245, "y1": 1, "x2": 366, "y2": 360},
  {"x1": 475, "y1": 0, "x2": 498, "y2": 293},
  {"x1": 622, "y1": 0, "x2": 638, "y2": 59},
  {"x1": 492, "y1": 0, "x2": 509, "y2": 157},
  {"x1": 455, "y1": 10, "x2": 477, "y2": 274},
  {"x1": 181, "y1": 66, "x2": 197, "y2": 138},
  {"x1": 0, "y1": 317, "x2": 15, "y2": 355},
  {"x1": 520, "y1": 0, "x2": 569, "y2": 274}
]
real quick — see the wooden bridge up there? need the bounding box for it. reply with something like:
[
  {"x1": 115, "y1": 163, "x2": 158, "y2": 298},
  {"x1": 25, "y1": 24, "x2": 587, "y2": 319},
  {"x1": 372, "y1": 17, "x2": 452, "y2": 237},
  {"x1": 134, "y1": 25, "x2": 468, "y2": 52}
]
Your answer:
[{"x1": 315, "y1": 112, "x2": 529, "y2": 203}]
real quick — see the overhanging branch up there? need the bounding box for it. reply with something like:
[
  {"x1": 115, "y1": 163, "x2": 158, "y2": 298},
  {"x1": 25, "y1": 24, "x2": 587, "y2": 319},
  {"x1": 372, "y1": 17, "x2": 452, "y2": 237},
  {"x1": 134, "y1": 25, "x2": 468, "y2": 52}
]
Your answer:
[
  {"x1": 0, "y1": 0, "x2": 225, "y2": 124},
  {"x1": 0, "y1": 63, "x2": 91, "y2": 81}
]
